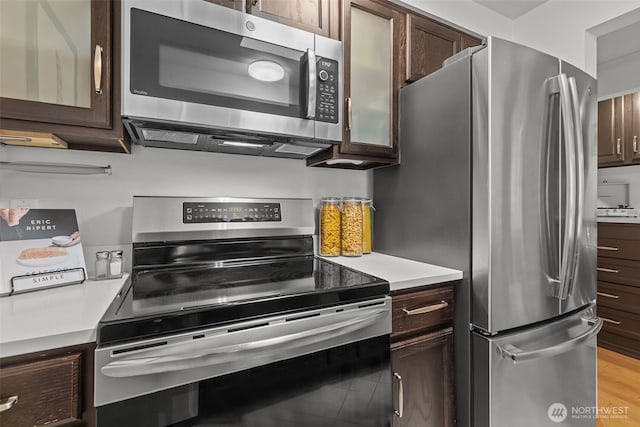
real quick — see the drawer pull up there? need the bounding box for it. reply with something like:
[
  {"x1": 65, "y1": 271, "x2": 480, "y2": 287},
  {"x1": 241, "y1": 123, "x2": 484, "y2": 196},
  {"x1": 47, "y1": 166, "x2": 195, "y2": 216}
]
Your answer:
[
  {"x1": 597, "y1": 245, "x2": 619, "y2": 251},
  {"x1": 402, "y1": 300, "x2": 449, "y2": 316},
  {"x1": 0, "y1": 395, "x2": 18, "y2": 412},
  {"x1": 393, "y1": 372, "x2": 404, "y2": 418},
  {"x1": 597, "y1": 267, "x2": 619, "y2": 274},
  {"x1": 597, "y1": 291, "x2": 620, "y2": 299},
  {"x1": 601, "y1": 317, "x2": 621, "y2": 326}
]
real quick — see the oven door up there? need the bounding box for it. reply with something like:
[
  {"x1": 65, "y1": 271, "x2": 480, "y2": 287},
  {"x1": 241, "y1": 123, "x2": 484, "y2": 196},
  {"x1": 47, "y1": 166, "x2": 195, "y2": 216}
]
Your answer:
[
  {"x1": 95, "y1": 298, "x2": 392, "y2": 426},
  {"x1": 123, "y1": 0, "x2": 341, "y2": 141}
]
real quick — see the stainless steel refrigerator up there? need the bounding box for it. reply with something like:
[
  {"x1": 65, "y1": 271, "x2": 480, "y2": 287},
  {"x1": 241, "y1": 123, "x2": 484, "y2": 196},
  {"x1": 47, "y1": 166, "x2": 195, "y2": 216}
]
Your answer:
[{"x1": 373, "y1": 37, "x2": 602, "y2": 427}]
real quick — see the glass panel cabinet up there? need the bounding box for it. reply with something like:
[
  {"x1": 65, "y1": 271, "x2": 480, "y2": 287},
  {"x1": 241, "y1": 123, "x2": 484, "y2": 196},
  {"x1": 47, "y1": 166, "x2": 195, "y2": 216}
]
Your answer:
[
  {"x1": 0, "y1": 0, "x2": 123, "y2": 152},
  {"x1": 340, "y1": 0, "x2": 403, "y2": 158}
]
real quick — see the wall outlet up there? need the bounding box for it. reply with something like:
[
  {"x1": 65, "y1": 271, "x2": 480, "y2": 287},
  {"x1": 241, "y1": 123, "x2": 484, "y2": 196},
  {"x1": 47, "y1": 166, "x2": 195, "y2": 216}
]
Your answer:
[{"x1": 10, "y1": 199, "x2": 39, "y2": 208}]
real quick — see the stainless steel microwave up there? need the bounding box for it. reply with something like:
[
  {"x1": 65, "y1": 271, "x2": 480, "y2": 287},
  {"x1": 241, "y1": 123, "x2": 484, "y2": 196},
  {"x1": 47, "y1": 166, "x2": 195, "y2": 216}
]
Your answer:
[{"x1": 122, "y1": 0, "x2": 342, "y2": 159}]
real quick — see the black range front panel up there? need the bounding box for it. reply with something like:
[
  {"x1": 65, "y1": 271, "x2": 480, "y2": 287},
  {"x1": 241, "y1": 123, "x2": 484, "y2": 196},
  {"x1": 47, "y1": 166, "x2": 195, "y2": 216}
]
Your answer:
[{"x1": 97, "y1": 336, "x2": 391, "y2": 427}]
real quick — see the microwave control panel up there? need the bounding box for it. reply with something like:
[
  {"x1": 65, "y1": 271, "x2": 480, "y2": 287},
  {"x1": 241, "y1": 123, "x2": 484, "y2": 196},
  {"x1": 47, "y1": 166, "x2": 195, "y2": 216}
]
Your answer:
[
  {"x1": 183, "y1": 202, "x2": 281, "y2": 223},
  {"x1": 316, "y1": 58, "x2": 339, "y2": 123}
]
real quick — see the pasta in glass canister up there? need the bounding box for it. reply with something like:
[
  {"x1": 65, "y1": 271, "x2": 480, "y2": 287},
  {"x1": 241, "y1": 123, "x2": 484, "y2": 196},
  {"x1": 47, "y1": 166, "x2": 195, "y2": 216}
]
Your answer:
[
  {"x1": 319, "y1": 198, "x2": 341, "y2": 256},
  {"x1": 341, "y1": 198, "x2": 363, "y2": 257}
]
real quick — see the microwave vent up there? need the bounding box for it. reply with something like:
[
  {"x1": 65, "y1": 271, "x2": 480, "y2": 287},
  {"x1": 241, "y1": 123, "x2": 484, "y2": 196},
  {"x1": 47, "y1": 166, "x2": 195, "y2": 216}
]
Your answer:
[{"x1": 141, "y1": 129, "x2": 199, "y2": 145}]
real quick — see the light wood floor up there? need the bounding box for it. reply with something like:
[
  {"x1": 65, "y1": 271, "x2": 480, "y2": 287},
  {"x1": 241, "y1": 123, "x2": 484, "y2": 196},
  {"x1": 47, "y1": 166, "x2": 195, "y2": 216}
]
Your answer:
[{"x1": 596, "y1": 347, "x2": 640, "y2": 427}]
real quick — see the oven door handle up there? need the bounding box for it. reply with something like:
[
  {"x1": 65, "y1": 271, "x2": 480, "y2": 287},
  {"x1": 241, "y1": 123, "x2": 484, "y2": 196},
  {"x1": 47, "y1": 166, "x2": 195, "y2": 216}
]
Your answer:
[{"x1": 101, "y1": 308, "x2": 387, "y2": 377}]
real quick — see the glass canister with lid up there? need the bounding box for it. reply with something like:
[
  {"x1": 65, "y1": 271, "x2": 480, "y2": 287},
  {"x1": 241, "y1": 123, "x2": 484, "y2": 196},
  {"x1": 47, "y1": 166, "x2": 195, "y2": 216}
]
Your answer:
[
  {"x1": 361, "y1": 198, "x2": 373, "y2": 254},
  {"x1": 341, "y1": 197, "x2": 363, "y2": 257},
  {"x1": 319, "y1": 197, "x2": 341, "y2": 256}
]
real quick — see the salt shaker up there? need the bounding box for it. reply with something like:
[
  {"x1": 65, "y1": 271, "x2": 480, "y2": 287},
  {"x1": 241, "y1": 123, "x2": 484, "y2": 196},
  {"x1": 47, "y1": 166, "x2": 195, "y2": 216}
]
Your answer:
[
  {"x1": 108, "y1": 250, "x2": 124, "y2": 279},
  {"x1": 95, "y1": 251, "x2": 109, "y2": 280}
]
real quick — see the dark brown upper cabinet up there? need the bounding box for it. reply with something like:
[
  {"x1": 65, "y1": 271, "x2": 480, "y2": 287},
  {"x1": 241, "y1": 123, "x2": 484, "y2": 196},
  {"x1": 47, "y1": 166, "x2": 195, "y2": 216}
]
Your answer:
[
  {"x1": 598, "y1": 93, "x2": 640, "y2": 167},
  {"x1": 307, "y1": 0, "x2": 404, "y2": 169},
  {"x1": 0, "y1": 0, "x2": 126, "y2": 153},
  {"x1": 308, "y1": 0, "x2": 483, "y2": 169},
  {"x1": 246, "y1": 0, "x2": 339, "y2": 39},
  {"x1": 406, "y1": 13, "x2": 482, "y2": 84}
]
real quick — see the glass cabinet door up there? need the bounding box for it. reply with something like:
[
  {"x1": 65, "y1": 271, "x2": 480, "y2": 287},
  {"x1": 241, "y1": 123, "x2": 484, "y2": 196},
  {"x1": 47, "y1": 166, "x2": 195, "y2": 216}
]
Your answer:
[
  {"x1": 341, "y1": 0, "x2": 403, "y2": 158},
  {"x1": 0, "y1": 0, "x2": 112, "y2": 129}
]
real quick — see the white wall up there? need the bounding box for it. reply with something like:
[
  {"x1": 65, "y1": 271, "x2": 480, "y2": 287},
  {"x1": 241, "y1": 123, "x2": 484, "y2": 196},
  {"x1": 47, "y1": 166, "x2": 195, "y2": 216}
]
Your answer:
[
  {"x1": 511, "y1": 0, "x2": 640, "y2": 77},
  {"x1": 0, "y1": 145, "x2": 370, "y2": 274},
  {"x1": 399, "y1": 0, "x2": 513, "y2": 38},
  {"x1": 597, "y1": 51, "x2": 640, "y2": 98}
]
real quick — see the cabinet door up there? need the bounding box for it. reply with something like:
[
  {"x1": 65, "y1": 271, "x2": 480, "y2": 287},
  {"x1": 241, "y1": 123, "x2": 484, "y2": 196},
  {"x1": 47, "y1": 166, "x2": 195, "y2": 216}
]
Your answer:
[
  {"x1": 406, "y1": 14, "x2": 459, "y2": 83},
  {"x1": 247, "y1": 0, "x2": 338, "y2": 39},
  {"x1": 0, "y1": 0, "x2": 112, "y2": 129},
  {"x1": 598, "y1": 97, "x2": 625, "y2": 166},
  {"x1": 391, "y1": 329, "x2": 454, "y2": 427},
  {"x1": 460, "y1": 33, "x2": 482, "y2": 50},
  {"x1": 626, "y1": 92, "x2": 640, "y2": 162},
  {"x1": 341, "y1": 0, "x2": 403, "y2": 158}
]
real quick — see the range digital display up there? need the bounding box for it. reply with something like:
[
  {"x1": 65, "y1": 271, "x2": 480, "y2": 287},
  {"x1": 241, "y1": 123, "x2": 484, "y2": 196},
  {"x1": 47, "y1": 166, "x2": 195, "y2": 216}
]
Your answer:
[{"x1": 183, "y1": 202, "x2": 281, "y2": 223}]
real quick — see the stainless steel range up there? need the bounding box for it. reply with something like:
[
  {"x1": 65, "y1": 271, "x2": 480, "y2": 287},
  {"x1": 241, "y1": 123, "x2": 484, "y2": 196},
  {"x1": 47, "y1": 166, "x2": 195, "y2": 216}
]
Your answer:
[{"x1": 94, "y1": 197, "x2": 392, "y2": 426}]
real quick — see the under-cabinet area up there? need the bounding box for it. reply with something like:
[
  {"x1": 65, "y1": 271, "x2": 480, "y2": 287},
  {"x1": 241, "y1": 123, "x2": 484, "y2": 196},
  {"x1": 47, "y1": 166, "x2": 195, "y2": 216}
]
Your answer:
[{"x1": 597, "y1": 221, "x2": 640, "y2": 359}]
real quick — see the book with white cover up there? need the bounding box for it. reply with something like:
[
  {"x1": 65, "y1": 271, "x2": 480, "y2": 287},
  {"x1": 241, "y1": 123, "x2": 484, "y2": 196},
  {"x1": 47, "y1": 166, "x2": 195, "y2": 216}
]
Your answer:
[{"x1": 0, "y1": 209, "x2": 87, "y2": 296}]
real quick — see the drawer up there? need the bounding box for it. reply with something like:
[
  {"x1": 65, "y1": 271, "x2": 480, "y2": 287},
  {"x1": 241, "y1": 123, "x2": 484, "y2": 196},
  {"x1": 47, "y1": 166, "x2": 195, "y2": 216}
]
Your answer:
[
  {"x1": 597, "y1": 257, "x2": 640, "y2": 287},
  {"x1": 597, "y1": 237, "x2": 640, "y2": 261},
  {"x1": 598, "y1": 222, "x2": 640, "y2": 241},
  {"x1": 391, "y1": 285, "x2": 453, "y2": 340},
  {"x1": 597, "y1": 306, "x2": 640, "y2": 343},
  {"x1": 597, "y1": 281, "x2": 640, "y2": 315},
  {"x1": 0, "y1": 353, "x2": 81, "y2": 426}
]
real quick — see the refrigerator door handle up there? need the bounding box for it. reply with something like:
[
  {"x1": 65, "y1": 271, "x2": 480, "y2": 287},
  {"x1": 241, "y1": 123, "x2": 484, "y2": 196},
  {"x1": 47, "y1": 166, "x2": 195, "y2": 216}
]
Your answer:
[
  {"x1": 563, "y1": 76, "x2": 585, "y2": 299},
  {"x1": 552, "y1": 73, "x2": 578, "y2": 301},
  {"x1": 496, "y1": 317, "x2": 602, "y2": 364}
]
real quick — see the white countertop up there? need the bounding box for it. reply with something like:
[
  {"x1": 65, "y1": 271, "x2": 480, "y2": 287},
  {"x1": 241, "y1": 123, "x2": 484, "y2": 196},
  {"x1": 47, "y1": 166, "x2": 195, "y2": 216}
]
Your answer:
[
  {"x1": 598, "y1": 217, "x2": 640, "y2": 224},
  {"x1": 0, "y1": 276, "x2": 127, "y2": 359},
  {"x1": 320, "y1": 252, "x2": 462, "y2": 291},
  {"x1": 0, "y1": 253, "x2": 461, "y2": 358}
]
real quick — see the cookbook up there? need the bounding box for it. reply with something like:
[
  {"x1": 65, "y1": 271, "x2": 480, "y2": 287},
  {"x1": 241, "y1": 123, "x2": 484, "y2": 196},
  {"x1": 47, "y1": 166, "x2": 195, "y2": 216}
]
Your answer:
[{"x1": 0, "y1": 208, "x2": 87, "y2": 296}]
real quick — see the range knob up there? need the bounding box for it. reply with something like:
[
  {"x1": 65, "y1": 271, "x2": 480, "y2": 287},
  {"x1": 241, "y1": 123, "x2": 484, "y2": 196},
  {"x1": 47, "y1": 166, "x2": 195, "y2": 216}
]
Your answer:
[{"x1": 318, "y1": 69, "x2": 329, "y2": 82}]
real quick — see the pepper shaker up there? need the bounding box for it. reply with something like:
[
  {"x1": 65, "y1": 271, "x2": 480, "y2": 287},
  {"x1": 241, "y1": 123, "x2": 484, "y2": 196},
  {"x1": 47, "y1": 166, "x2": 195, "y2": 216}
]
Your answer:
[{"x1": 95, "y1": 251, "x2": 109, "y2": 280}]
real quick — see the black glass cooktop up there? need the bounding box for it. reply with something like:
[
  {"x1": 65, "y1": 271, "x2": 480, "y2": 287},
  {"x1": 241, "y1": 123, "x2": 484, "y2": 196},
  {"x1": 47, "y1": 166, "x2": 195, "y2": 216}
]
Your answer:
[{"x1": 98, "y1": 256, "x2": 388, "y2": 346}]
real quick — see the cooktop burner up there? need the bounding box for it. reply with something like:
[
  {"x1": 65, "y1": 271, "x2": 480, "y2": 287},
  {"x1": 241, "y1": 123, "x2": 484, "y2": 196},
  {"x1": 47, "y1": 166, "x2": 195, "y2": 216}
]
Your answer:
[{"x1": 99, "y1": 257, "x2": 387, "y2": 346}]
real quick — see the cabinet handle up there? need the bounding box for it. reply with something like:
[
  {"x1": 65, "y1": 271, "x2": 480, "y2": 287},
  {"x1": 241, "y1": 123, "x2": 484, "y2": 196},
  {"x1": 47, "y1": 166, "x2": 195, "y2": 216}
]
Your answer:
[
  {"x1": 601, "y1": 317, "x2": 621, "y2": 325},
  {"x1": 616, "y1": 138, "x2": 622, "y2": 155},
  {"x1": 393, "y1": 372, "x2": 404, "y2": 418},
  {"x1": 402, "y1": 300, "x2": 449, "y2": 316},
  {"x1": 597, "y1": 291, "x2": 620, "y2": 299},
  {"x1": 597, "y1": 245, "x2": 619, "y2": 251},
  {"x1": 345, "y1": 97, "x2": 352, "y2": 131},
  {"x1": 634, "y1": 136, "x2": 638, "y2": 154},
  {"x1": 94, "y1": 45, "x2": 103, "y2": 95},
  {"x1": 597, "y1": 267, "x2": 619, "y2": 274},
  {"x1": 0, "y1": 395, "x2": 18, "y2": 412}
]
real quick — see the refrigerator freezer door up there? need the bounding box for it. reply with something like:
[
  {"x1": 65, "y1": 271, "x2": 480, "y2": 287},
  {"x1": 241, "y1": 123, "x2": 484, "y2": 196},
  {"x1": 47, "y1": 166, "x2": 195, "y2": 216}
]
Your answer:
[
  {"x1": 558, "y1": 61, "x2": 597, "y2": 315},
  {"x1": 472, "y1": 38, "x2": 566, "y2": 333},
  {"x1": 473, "y1": 305, "x2": 601, "y2": 427}
]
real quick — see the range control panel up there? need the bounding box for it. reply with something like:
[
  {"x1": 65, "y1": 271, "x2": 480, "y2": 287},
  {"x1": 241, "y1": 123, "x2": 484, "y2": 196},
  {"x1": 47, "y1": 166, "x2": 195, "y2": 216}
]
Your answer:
[
  {"x1": 316, "y1": 58, "x2": 338, "y2": 123},
  {"x1": 183, "y1": 202, "x2": 281, "y2": 223}
]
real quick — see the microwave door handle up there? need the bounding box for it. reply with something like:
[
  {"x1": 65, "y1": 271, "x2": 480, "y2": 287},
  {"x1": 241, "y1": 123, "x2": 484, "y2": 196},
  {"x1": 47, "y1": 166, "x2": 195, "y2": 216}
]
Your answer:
[{"x1": 305, "y1": 48, "x2": 317, "y2": 119}]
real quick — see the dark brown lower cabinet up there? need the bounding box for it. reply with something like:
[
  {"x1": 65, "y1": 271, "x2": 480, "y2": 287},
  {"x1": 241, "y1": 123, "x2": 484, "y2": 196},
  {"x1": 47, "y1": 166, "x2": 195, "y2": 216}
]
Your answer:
[
  {"x1": 391, "y1": 328, "x2": 454, "y2": 427},
  {"x1": 390, "y1": 283, "x2": 456, "y2": 427},
  {"x1": 0, "y1": 343, "x2": 95, "y2": 427}
]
